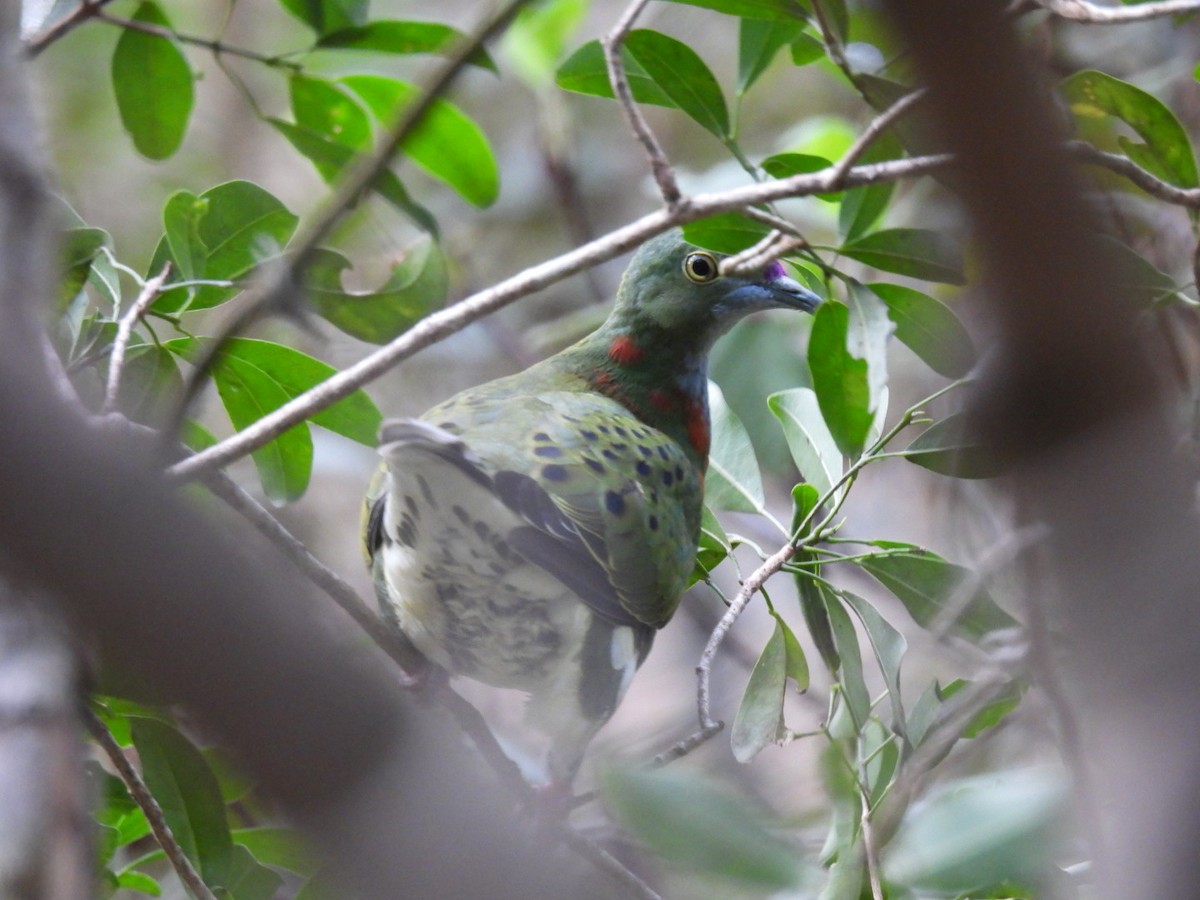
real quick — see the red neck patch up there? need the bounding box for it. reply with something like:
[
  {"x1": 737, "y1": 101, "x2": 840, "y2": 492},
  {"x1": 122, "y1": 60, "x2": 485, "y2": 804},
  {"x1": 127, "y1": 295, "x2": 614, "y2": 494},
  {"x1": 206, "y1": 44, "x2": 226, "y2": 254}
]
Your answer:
[{"x1": 607, "y1": 335, "x2": 644, "y2": 366}]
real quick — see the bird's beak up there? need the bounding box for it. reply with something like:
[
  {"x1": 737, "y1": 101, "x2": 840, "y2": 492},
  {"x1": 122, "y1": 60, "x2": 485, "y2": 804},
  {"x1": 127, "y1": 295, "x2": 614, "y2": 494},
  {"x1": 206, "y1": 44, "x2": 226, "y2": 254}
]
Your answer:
[{"x1": 767, "y1": 274, "x2": 823, "y2": 313}]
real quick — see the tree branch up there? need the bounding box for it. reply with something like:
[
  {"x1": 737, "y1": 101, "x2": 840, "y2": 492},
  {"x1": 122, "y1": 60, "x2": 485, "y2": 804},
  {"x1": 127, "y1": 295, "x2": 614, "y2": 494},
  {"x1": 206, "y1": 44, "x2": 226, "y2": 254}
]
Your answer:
[
  {"x1": 602, "y1": 0, "x2": 683, "y2": 207},
  {"x1": 85, "y1": 710, "x2": 218, "y2": 900},
  {"x1": 92, "y1": 11, "x2": 302, "y2": 70},
  {"x1": 22, "y1": 0, "x2": 114, "y2": 55},
  {"x1": 103, "y1": 264, "x2": 171, "y2": 415},
  {"x1": 166, "y1": 152, "x2": 951, "y2": 483},
  {"x1": 1038, "y1": 0, "x2": 1200, "y2": 22}
]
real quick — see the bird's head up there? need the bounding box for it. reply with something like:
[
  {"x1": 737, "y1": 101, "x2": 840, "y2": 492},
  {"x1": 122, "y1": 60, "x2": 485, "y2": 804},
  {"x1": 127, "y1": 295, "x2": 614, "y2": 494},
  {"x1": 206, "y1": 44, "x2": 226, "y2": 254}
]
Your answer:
[{"x1": 610, "y1": 229, "x2": 822, "y2": 351}]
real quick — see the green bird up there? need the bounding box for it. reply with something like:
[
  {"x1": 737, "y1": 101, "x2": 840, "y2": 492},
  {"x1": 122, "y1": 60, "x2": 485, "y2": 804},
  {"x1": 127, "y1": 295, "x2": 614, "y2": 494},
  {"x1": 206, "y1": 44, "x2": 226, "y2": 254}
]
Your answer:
[{"x1": 362, "y1": 230, "x2": 820, "y2": 786}]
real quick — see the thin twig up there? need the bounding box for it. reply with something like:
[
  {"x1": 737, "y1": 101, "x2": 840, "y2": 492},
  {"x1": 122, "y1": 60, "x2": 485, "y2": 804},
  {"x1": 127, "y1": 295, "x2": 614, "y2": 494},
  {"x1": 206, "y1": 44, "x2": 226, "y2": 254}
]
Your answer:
[
  {"x1": 829, "y1": 89, "x2": 927, "y2": 186},
  {"x1": 84, "y1": 709, "x2": 218, "y2": 900},
  {"x1": 1067, "y1": 140, "x2": 1200, "y2": 207},
  {"x1": 1038, "y1": 0, "x2": 1200, "y2": 22},
  {"x1": 720, "y1": 231, "x2": 808, "y2": 277},
  {"x1": 649, "y1": 722, "x2": 724, "y2": 767},
  {"x1": 859, "y1": 786, "x2": 885, "y2": 900},
  {"x1": 602, "y1": 0, "x2": 683, "y2": 207},
  {"x1": 23, "y1": 0, "x2": 114, "y2": 55},
  {"x1": 164, "y1": 0, "x2": 528, "y2": 450},
  {"x1": 166, "y1": 152, "x2": 952, "y2": 484},
  {"x1": 558, "y1": 827, "x2": 663, "y2": 900},
  {"x1": 104, "y1": 264, "x2": 171, "y2": 414},
  {"x1": 93, "y1": 11, "x2": 302, "y2": 69}
]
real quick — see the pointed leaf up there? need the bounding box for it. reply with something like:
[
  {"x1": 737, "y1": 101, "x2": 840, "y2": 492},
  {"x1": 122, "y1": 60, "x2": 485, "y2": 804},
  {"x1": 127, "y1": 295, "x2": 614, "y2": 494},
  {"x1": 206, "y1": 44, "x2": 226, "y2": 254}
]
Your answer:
[
  {"x1": 705, "y1": 381, "x2": 765, "y2": 512},
  {"x1": 59, "y1": 226, "x2": 111, "y2": 312},
  {"x1": 1062, "y1": 69, "x2": 1198, "y2": 189},
  {"x1": 624, "y1": 29, "x2": 730, "y2": 139},
  {"x1": 904, "y1": 412, "x2": 1001, "y2": 479},
  {"x1": 775, "y1": 610, "x2": 810, "y2": 691},
  {"x1": 840, "y1": 590, "x2": 907, "y2": 738},
  {"x1": 556, "y1": 40, "x2": 678, "y2": 107},
  {"x1": 221, "y1": 844, "x2": 284, "y2": 900},
  {"x1": 316, "y1": 21, "x2": 497, "y2": 71},
  {"x1": 738, "y1": 17, "x2": 805, "y2": 95},
  {"x1": 790, "y1": 32, "x2": 824, "y2": 66},
  {"x1": 130, "y1": 717, "x2": 232, "y2": 886},
  {"x1": 233, "y1": 827, "x2": 318, "y2": 878},
  {"x1": 859, "y1": 544, "x2": 1018, "y2": 638},
  {"x1": 841, "y1": 228, "x2": 965, "y2": 284},
  {"x1": 602, "y1": 768, "x2": 802, "y2": 889},
  {"x1": 1100, "y1": 233, "x2": 1191, "y2": 307},
  {"x1": 761, "y1": 151, "x2": 831, "y2": 179},
  {"x1": 731, "y1": 622, "x2": 788, "y2": 762},
  {"x1": 341, "y1": 75, "x2": 500, "y2": 208},
  {"x1": 116, "y1": 869, "x2": 161, "y2": 896},
  {"x1": 868, "y1": 282, "x2": 976, "y2": 378},
  {"x1": 769, "y1": 388, "x2": 842, "y2": 499},
  {"x1": 808, "y1": 301, "x2": 872, "y2": 458},
  {"x1": 824, "y1": 588, "x2": 870, "y2": 731},
  {"x1": 111, "y1": 2, "x2": 194, "y2": 160},
  {"x1": 846, "y1": 282, "x2": 893, "y2": 418}
]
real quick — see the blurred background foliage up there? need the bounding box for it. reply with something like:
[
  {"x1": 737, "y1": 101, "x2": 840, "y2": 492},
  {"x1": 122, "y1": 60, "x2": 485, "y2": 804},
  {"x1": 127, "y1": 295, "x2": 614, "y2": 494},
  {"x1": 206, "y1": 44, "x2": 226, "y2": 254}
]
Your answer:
[{"x1": 22, "y1": 0, "x2": 1200, "y2": 896}]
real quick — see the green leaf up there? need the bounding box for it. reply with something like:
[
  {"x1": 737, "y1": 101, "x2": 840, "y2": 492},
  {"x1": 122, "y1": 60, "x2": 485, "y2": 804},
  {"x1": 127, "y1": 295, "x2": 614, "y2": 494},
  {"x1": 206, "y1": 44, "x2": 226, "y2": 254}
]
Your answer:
[
  {"x1": 233, "y1": 827, "x2": 318, "y2": 878},
  {"x1": 278, "y1": 0, "x2": 366, "y2": 36},
  {"x1": 624, "y1": 29, "x2": 730, "y2": 138},
  {"x1": 731, "y1": 622, "x2": 788, "y2": 762},
  {"x1": 555, "y1": 40, "x2": 678, "y2": 107},
  {"x1": 859, "y1": 544, "x2": 1018, "y2": 638},
  {"x1": 790, "y1": 32, "x2": 824, "y2": 66},
  {"x1": 838, "y1": 133, "x2": 902, "y2": 242},
  {"x1": 111, "y1": 344, "x2": 184, "y2": 427},
  {"x1": 904, "y1": 412, "x2": 1001, "y2": 479},
  {"x1": 341, "y1": 75, "x2": 500, "y2": 208},
  {"x1": 1099, "y1": 233, "x2": 1192, "y2": 307},
  {"x1": 660, "y1": 0, "x2": 812, "y2": 20},
  {"x1": 705, "y1": 381, "x2": 765, "y2": 512},
  {"x1": 861, "y1": 719, "x2": 900, "y2": 808},
  {"x1": 1062, "y1": 69, "x2": 1199, "y2": 189},
  {"x1": 839, "y1": 590, "x2": 907, "y2": 738},
  {"x1": 868, "y1": 282, "x2": 976, "y2": 378},
  {"x1": 602, "y1": 768, "x2": 802, "y2": 889},
  {"x1": 738, "y1": 17, "x2": 805, "y2": 95},
  {"x1": 116, "y1": 869, "x2": 162, "y2": 897},
  {"x1": 167, "y1": 338, "x2": 381, "y2": 502},
  {"x1": 761, "y1": 151, "x2": 831, "y2": 179},
  {"x1": 130, "y1": 717, "x2": 232, "y2": 886},
  {"x1": 808, "y1": 301, "x2": 872, "y2": 458},
  {"x1": 290, "y1": 74, "x2": 372, "y2": 150},
  {"x1": 267, "y1": 119, "x2": 438, "y2": 232},
  {"x1": 151, "y1": 181, "x2": 299, "y2": 313},
  {"x1": 308, "y1": 240, "x2": 446, "y2": 344},
  {"x1": 215, "y1": 350, "x2": 314, "y2": 503},
  {"x1": 59, "y1": 227, "x2": 111, "y2": 311},
  {"x1": 316, "y1": 21, "x2": 497, "y2": 72},
  {"x1": 775, "y1": 609, "x2": 810, "y2": 691},
  {"x1": 111, "y1": 2, "x2": 194, "y2": 160},
  {"x1": 503, "y1": 0, "x2": 589, "y2": 86},
  {"x1": 841, "y1": 228, "x2": 965, "y2": 284},
  {"x1": 883, "y1": 769, "x2": 1065, "y2": 893},
  {"x1": 824, "y1": 589, "x2": 870, "y2": 732},
  {"x1": 682, "y1": 212, "x2": 770, "y2": 254},
  {"x1": 691, "y1": 503, "x2": 732, "y2": 582},
  {"x1": 846, "y1": 282, "x2": 892, "y2": 420},
  {"x1": 768, "y1": 387, "x2": 842, "y2": 499},
  {"x1": 221, "y1": 844, "x2": 284, "y2": 900}
]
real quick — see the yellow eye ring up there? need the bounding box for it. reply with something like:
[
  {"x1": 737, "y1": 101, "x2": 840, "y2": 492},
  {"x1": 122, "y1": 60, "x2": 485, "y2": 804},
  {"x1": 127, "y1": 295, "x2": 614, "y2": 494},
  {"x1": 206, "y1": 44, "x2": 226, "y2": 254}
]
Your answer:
[{"x1": 682, "y1": 251, "x2": 719, "y2": 284}]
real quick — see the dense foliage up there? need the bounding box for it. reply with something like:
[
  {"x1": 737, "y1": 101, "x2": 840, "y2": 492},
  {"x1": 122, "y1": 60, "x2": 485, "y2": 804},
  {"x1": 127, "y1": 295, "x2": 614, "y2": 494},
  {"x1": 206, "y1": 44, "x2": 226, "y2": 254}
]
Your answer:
[{"x1": 21, "y1": 0, "x2": 1200, "y2": 896}]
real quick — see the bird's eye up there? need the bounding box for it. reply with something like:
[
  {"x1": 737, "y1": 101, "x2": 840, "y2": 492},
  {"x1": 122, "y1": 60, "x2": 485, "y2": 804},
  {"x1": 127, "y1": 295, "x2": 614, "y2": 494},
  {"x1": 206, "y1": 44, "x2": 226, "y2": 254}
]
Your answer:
[{"x1": 682, "y1": 252, "x2": 719, "y2": 284}]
